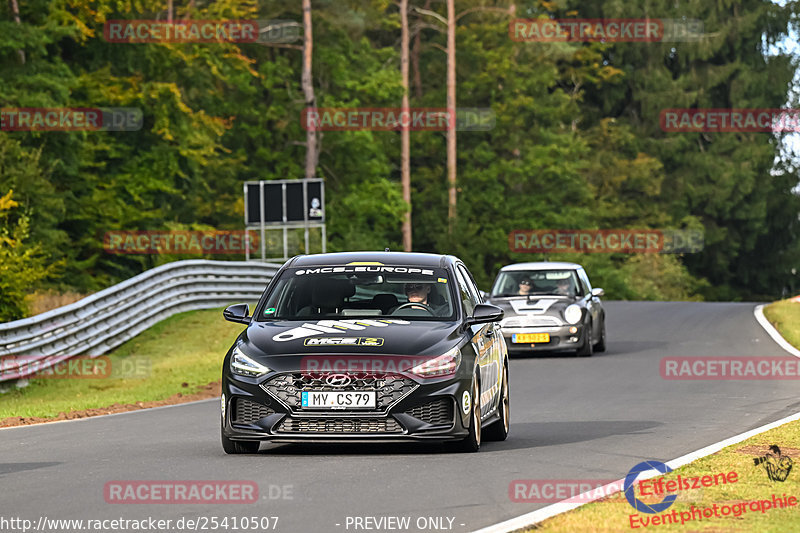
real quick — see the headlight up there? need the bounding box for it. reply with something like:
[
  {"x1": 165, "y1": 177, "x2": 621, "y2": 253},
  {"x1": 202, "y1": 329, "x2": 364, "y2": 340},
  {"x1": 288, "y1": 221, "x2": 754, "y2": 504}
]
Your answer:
[
  {"x1": 230, "y1": 346, "x2": 270, "y2": 377},
  {"x1": 409, "y1": 347, "x2": 461, "y2": 378},
  {"x1": 564, "y1": 305, "x2": 583, "y2": 324}
]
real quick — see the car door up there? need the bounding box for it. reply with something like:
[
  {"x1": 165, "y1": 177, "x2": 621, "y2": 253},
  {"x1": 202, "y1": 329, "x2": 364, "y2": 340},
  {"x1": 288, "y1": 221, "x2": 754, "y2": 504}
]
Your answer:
[{"x1": 456, "y1": 263, "x2": 501, "y2": 420}]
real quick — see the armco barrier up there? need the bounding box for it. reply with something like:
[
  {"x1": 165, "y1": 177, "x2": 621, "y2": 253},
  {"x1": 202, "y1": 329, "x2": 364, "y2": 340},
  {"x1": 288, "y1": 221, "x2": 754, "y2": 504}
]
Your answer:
[{"x1": 0, "y1": 260, "x2": 281, "y2": 382}]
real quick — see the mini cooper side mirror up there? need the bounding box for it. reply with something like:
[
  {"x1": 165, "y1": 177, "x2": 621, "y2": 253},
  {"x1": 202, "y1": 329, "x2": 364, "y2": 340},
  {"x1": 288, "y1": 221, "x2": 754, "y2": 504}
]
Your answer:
[
  {"x1": 467, "y1": 303, "x2": 504, "y2": 325},
  {"x1": 591, "y1": 288, "x2": 605, "y2": 298},
  {"x1": 223, "y1": 303, "x2": 251, "y2": 324}
]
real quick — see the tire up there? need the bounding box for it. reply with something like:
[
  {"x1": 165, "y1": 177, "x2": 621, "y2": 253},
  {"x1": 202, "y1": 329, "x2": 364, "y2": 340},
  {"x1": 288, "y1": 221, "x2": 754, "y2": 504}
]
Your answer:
[
  {"x1": 594, "y1": 318, "x2": 606, "y2": 353},
  {"x1": 484, "y1": 364, "x2": 509, "y2": 442},
  {"x1": 221, "y1": 425, "x2": 260, "y2": 454},
  {"x1": 452, "y1": 377, "x2": 481, "y2": 452},
  {"x1": 576, "y1": 321, "x2": 594, "y2": 357}
]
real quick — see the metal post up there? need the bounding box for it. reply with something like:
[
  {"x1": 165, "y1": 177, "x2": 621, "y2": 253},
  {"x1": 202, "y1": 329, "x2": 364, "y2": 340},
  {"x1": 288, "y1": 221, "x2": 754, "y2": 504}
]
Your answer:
[
  {"x1": 243, "y1": 183, "x2": 250, "y2": 261},
  {"x1": 282, "y1": 183, "x2": 288, "y2": 260},
  {"x1": 303, "y1": 180, "x2": 310, "y2": 254},
  {"x1": 320, "y1": 179, "x2": 326, "y2": 253},
  {"x1": 259, "y1": 181, "x2": 266, "y2": 262}
]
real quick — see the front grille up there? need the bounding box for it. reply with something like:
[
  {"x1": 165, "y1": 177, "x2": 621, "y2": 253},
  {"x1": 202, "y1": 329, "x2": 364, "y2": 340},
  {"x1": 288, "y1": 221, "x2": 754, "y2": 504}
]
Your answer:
[
  {"x1": 232, "y1": 398, "x2": 274, "y2": 424},
  {"x1": 406, "y1": 398, "x2": 454, "y2": 425},
  {"x1": 503, "y1": 316, "x2": 562, "y2": 328},
  {"x1": 276, "y1": 417, "x2": 404, "y2": 434},
  {"x1": 262, "y1": 373, "x2": 418, "y2": 411}
]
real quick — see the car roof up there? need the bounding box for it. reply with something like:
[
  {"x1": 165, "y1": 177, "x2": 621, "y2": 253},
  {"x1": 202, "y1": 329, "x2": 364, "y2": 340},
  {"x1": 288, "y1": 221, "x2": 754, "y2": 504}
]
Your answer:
[
  {"x1": 287, "y1": 251, "x2": 456, "y2": 268},
  {"x1": 499, "y1": 262, "x2": 583, "y2": 271}
]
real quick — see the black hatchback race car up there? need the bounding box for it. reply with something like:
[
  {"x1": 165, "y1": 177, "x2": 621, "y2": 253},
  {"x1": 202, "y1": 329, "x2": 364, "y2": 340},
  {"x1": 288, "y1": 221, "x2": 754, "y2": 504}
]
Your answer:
[
  {"x1": 486, "y1": 262, "x2": 606, "y2": 356},
  {"x1": 220, "y1": 252, "x2": 509, "y2": 453}
]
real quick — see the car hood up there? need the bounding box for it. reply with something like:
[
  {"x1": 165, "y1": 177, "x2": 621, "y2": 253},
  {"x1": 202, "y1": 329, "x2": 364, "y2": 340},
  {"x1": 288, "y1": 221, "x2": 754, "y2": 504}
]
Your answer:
[
  {"x1": 486, "y1": 295, "x2": 575, "y2": 318},
  {"x1": 239, "y1": 318, "x2": 463, "y2": 359}
]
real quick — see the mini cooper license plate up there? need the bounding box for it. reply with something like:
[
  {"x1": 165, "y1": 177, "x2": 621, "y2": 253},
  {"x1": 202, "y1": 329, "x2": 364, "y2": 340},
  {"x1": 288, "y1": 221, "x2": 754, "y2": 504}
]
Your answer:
[
  {"x1": 512, "y1": 333, "x2": 550, "y2": 343},
  {"x1": 301, "y1": 391, "x2": 377, "y2": 409}
]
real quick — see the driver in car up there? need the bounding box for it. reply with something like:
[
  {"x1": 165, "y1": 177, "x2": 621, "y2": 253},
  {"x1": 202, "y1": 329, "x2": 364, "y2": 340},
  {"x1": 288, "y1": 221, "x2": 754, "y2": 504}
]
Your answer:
[
  {"x1": 517, "y1": 277, "x2": 533, "y2": 296},
  {"x1": 555, "y1": 278, "x2": 573, "y2": 296},
  {"x1": 405, "y1": 282, "x2": 431, "y2": 308}
]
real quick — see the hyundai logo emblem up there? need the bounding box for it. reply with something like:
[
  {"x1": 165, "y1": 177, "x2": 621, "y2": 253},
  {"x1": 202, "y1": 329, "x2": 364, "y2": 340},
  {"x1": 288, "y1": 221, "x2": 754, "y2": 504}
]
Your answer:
[{"x1": 325, "y1": 374, "x2": 352, "y2": 387}]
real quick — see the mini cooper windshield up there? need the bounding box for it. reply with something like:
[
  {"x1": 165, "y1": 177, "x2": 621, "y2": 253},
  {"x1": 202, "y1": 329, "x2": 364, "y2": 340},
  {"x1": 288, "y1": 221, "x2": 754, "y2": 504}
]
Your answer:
[
  {"x1": 259, "y1": 266, "x2": 456, "y2": 320},
  {"x1": 490, "y1": 269, "x2": 583, "y2": 298}
]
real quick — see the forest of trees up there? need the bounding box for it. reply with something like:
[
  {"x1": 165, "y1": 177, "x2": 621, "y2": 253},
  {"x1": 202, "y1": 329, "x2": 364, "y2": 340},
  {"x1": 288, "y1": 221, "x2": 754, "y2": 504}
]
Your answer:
[{"x1": 2, "y1": 0, "x2": 800, "y2": 321}]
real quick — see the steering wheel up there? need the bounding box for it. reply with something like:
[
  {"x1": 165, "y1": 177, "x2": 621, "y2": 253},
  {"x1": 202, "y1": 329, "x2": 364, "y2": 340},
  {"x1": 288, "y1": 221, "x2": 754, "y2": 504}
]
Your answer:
[{"x1": 392, "y1": 302, "x2": 435, "y2": 315}]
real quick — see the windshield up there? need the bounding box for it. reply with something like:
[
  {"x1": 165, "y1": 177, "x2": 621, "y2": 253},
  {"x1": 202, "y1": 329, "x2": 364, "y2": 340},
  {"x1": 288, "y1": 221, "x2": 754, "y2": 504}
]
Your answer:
[
  {"x1": 258, "y1": 266, "x2": 455, "y2": 320},
  {"x1": 490, "y1": 270, "x2": 582, "y2": 298}
]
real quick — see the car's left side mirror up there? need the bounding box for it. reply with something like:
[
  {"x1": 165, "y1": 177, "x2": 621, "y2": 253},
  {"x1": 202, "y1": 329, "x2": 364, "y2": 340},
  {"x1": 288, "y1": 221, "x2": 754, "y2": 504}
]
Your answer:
[
  {"x1": 223, "y1": 303, "x2": 251, "y2": 324},
  {"x1": 466, "y1": 303, "x2": 504, "y2": 325},
  {"x1": 591, "y1": 288, "x2": 605, "y2": 298}
]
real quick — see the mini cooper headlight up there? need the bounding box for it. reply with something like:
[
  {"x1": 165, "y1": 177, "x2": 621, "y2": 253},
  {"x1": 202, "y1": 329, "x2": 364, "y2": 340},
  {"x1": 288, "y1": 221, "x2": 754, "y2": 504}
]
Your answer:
[
  {"x1": 564, "y1": 305, "x2": 583, "y2": 325},
  {"x1": 409, "y1": 347, "x2": 461, "y2": 378},
  {"x1": 230, "y1": 346, "x2": 271, "y2": 377}
]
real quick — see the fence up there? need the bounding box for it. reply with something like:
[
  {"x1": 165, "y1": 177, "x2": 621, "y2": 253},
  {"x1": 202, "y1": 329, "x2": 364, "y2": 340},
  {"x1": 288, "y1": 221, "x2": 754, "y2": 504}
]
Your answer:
[{"x1": 0, "y1": 260, "x2": 281, "y2": 382}]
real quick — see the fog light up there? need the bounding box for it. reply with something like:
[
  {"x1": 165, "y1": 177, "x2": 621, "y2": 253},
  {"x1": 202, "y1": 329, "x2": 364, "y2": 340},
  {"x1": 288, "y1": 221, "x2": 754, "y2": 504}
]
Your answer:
[
  {"x1": 569, "y1": 336, "x2": 579, "y2": 343},
  {"x1": 569, "y1": 326, "x2": 578, "y2": 334}
]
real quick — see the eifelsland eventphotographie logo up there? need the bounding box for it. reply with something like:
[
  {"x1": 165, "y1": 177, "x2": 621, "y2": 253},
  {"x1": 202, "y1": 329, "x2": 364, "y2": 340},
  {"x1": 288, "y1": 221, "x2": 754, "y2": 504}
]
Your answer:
[
  {"x1": 509, "y1": 18, "x2": 703, "y2": 42},
  {"x1": 1, "y1": 108, "x2": 142, "y2": 132}
]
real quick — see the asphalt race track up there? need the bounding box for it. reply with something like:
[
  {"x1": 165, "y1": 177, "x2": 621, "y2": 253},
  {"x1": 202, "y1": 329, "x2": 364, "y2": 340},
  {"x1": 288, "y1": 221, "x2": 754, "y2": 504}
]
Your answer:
[{"x1": 1, "y1": 301, "x2": 798, "y2": 533}]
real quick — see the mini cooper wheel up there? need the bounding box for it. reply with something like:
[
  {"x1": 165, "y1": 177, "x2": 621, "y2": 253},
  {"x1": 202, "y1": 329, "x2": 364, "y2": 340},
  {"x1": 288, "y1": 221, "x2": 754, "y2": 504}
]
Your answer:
[
  {"x1": 484, "y1": 364, "x2": 509, "y2": 441},
  {"x1": 594, "y1": 319, "x2": 607, "y2": 352},
  {"x1": 452, "y1": 376, "x2": 481, "y2": 452},
  {"x1": 576, "y1": 321, "x2": 594, "y2": 357}
]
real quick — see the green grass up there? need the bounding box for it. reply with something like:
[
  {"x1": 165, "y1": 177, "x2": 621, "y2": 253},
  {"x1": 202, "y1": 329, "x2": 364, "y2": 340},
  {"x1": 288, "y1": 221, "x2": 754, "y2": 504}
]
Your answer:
[
  {"x1": 530, "y1": 300, "x2": 800, "y2": 532},
  {"x1": 0, "y1": 308, "x2": 246, "y2": 419},
  {"x1": 763, "y1": 299, "x2": 800, "y2": 350}
]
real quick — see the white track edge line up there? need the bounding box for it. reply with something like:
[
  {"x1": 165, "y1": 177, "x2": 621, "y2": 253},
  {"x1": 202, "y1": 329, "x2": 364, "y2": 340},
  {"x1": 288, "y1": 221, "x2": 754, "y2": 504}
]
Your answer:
[{"x1": 472, "y1": 302, "x2": 800, "y2": 533}]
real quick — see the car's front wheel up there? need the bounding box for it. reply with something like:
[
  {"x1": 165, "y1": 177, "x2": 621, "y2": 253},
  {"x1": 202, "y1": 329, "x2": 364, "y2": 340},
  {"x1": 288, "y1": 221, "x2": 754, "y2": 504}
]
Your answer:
[
  {"x1": 576, "y1": 321, "x2": 594, "y2": 357},
  {"x1": 484, "y1": 364, "x2": 509, "y2": 441},
  {"x1": 452, "y1": 377, "x2": 481, "y2": 452},
  {"x1": 221, "y1": 425, "x2": 260, "y2": 454},
  {"x1": 594, "y1": 318, "x2": 606, "y2": 352}
]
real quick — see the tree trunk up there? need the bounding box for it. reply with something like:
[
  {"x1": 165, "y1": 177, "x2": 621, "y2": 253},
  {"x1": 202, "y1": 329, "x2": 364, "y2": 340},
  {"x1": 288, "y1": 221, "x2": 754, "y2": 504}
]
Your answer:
[
  {"x1": 411, "y1": 0, "x2": 430, "y2": 100},
  {"x1": 167, "y1": 0, "x2": 173, "y2": 22},
  {"x1": 400, "y1": 0, "x2": 412, "y2": 251},
  {"x1": 302, "y1": 0, "x2": 319, "y2": 179},
  {"x1": 446, "y1": 0, "x2": 456, "y2": 233},
  {"x1": 8, "y1": 0, "x2": 25, "y2": 64}
]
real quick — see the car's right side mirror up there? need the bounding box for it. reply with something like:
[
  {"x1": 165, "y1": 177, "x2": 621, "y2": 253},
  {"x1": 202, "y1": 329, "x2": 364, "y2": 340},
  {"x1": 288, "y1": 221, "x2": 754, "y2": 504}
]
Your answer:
[
  {"x1": 223, "y1": 303, "x2": 251, "y2": 324},
  {"x1": 466, "y1": 303, "x2": 504, "y2": 325},
  {"x1": 591, "y1": 288, "x2": 605, "y2": 298}
]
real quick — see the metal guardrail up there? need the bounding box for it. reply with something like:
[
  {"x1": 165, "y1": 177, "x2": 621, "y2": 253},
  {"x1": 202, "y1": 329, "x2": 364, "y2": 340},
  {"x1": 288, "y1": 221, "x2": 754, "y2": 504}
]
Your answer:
[{"x1": 0, "y1": 260, "x2": 282, "y2": 382}]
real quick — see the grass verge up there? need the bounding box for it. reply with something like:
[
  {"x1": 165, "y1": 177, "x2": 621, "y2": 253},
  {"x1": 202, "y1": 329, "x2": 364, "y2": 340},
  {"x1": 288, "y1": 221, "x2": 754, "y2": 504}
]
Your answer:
[
  {"x1": 529, "y1": 300, "x2": 800, "y2": 532},
  {"x1": 0, "y1": 308, "x2": 246, "y2": 424}
]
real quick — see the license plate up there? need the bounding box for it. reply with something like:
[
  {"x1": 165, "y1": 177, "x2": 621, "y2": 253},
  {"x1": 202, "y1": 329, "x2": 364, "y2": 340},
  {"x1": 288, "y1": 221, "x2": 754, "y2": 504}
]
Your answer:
[
  {"x1": 512, "y1": 333, "x2": 550, "y2": 343},
  {"x1": 301, "y1": 391, "x2": 376, "y2": 409}
]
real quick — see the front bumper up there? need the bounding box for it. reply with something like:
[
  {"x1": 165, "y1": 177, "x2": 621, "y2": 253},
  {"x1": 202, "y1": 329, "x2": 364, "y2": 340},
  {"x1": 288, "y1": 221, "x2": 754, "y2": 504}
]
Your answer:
[
  {"x1": 222, "y1": 370, "x2": 471, "y2": 443},
  {"x1": 501, "y1": 325, "x2": 584, "y2": 353}
]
